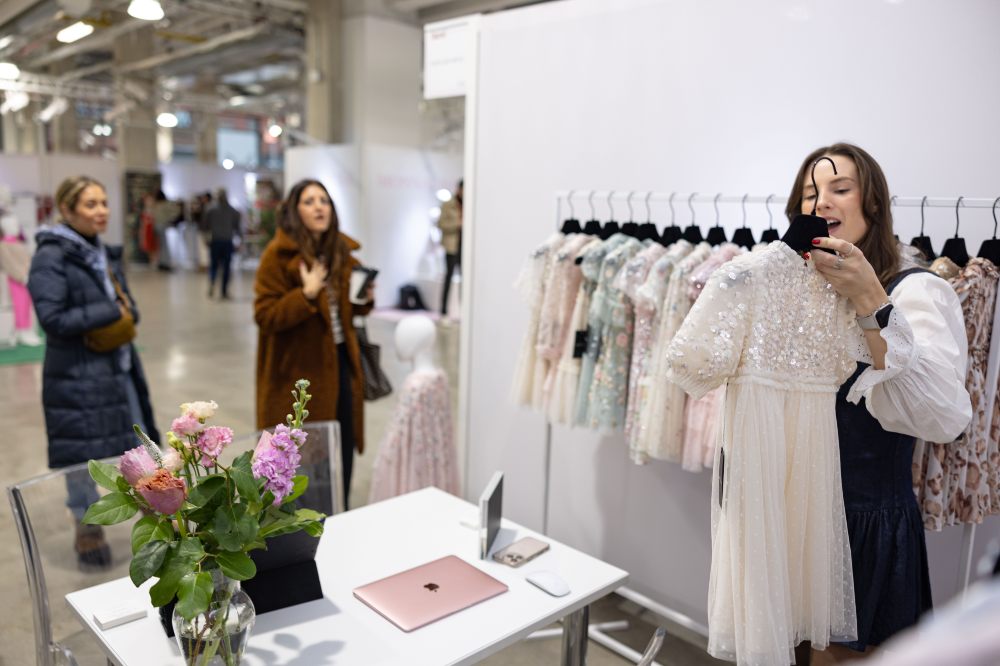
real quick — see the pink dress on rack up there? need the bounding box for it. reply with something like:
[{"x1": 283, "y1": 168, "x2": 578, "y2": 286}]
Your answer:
[
  {"x1": 1, "y1": 235, "x2": 32, "y2": 330},
  {"x1": 681, "y1": 243, "x2": 743, "y2": 471},
  {"x1": 369, "y1": 368, "x2": 460, "y2": 503}
]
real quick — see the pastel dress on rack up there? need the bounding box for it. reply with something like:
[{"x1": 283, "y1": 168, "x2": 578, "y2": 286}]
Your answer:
[
  {"x1": 664, "y1": 242, "x2": 858, "y2": 666},
  {"x1": 636, "y1": 242, "x2": 711, "y2": 462},
  {"x1": 534, "y1": 234, "x2": 593, "y2": 412},
  {"x1": 572, "y1": 234, "x2": 630, "y2": 426},
  {"x1": 0, "y1": 228, "x2": 40, "y2": 344},
  {"x1": 681, "y1": 243, "x2": 743, "y2": 472},
  {"x1": 585, "y1": 237, "x2": 644, "y2": 429},
  {"x1": 511, "y1": 232, "x2": 566, "y2": 406},
  {"x1": 626, "y1": 240, "x2": 693, "y2": 462},
  {"x1": 983, "y1": 267, "x2": 1000, "y2": 514},
  {"x1": 369, "y1": 366, "x2": 460, "y2": 502},
  {"x1": 547, "y1": 237, "x2": 604, "y2": 424},
  {"x1": 912, "y1": 257, "x2": 998, "y2": 529}
]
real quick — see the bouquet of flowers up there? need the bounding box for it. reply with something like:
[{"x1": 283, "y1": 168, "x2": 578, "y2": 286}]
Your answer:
[{"x1": 82, "y1": 379, "x2": 325, "y2": 629}]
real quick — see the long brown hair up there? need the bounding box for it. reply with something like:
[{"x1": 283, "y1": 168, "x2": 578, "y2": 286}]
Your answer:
[
  {"x1": 55, "y1": 176, "x2": 105, "y2": 219},
  {"x1": 278, "y1": 179, "x2": 343, "y2": 275},
  {"x1": 785, "y1": 143, "x2": 899, "y2": 286}
]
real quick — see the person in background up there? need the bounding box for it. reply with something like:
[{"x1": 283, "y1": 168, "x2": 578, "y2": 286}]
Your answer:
[
  {"x1": 205, "y1": 188, "x2": 242, "y2": 299},
  {"x1": 28, "y1": 175, "x2": 159, "y2": 568},
  {"x1": 254, "y1": 179, "x2": 374, "y2": 508},
  {"x1": 152, "y1": 189, "x2": 181, "y2": 271},
  {"x1": 437, "y1": 179, "x2": 463, "y2": 320}
]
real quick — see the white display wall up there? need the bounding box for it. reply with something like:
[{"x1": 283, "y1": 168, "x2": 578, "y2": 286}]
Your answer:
[
  {"x1": 463, "y1": 0, "x2": 1000, "y2": 627},
  {"x1": 0, "y1": 153, "x2": 124, "y2": 245},
  {"x1": 285, "y1": 143, "x2": 462, "y2": 307},
  {"x1": 160, "y1": 161, "x2": 253, "y2": 212}
]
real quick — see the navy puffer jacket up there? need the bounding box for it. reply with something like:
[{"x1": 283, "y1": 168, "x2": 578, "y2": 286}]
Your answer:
[{"x1": 28, "y1": 226, "x2": 159, "y2": 467}]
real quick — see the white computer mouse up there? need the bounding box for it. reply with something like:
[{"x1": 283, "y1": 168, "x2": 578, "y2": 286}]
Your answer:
[{"x1": 525, "y1": 570, "x2": 570, "y2": 597}]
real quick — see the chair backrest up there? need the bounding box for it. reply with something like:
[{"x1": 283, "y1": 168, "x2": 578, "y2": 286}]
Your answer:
[
  {"x1": 9, "y1": 458, "x2": 131, "y2": 666},
  {"x1": 637, "y1": 626, "x2": 667, "y2": 666},
  {"x1": 9, "y1": 421, "x2": 342, "y2": 666},
  {"x1": 226, "y1": 419, "x2": 344, "y2": 516}
]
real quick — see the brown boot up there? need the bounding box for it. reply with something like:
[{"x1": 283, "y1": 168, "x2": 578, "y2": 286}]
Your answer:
[{"x1": 75, "y1": 523, "x2": 112, "y2": 569}]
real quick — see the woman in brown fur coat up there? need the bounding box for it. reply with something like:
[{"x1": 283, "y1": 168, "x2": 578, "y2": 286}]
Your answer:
[{"x1": 254, "y1": 179, "x2": 373, "y2": 507}]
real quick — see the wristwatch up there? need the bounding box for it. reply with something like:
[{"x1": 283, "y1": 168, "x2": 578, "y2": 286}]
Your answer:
[{"x1": 856, "y1": 302, "x2": 894, "y2": 330}]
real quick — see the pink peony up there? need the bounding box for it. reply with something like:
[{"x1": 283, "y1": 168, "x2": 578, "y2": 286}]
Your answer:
[
  {"x1": 171, "y1": 413, "x2": 203, "y2": 437},
  {"x1": 136, "y1": 469, "x2": 187, "y2": 514},
  {"x1": 119, "y1": 446, "x2": 158, "y2": 486},
  {"x1": 195, "y1": 426, "x2": 233, "y2": 465}
]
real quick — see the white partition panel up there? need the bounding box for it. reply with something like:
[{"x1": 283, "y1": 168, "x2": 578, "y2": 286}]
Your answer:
[{"x1": 464, "y1": 0, "x2": 1000, "y2": 626}]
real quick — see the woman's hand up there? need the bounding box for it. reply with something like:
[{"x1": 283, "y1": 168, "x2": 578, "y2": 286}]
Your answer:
[
  {"x1": 299, "y1": 260, "x2": 329, "y2": 300},
  {"x1": 364, "y1": 282, "x2": 376, "y2": 304},
  {"x1": 807, "y1": 237, "x2": 889, "y2": 316},
  {"x1": 119, "y1": 302, "x2": 130, "y2": 319}
]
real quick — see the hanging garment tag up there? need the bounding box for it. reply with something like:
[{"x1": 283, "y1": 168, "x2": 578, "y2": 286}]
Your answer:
[{"x1": 573, "y1": 329, "x2": 589, "y2": 358}]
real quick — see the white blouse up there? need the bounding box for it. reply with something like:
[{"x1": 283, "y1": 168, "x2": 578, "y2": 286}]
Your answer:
[{"x1": 847, "y1": 271, "x2": 972, "y2": 444}]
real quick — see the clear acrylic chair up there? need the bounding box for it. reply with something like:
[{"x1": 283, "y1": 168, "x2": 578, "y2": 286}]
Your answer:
[{"x1": 9, "y1": 419, "x2": 343, "y2": 666}]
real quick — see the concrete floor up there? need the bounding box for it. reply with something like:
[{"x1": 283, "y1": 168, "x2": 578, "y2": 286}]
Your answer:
[{"x1": 0, "y1": 267, "x2": 723, "y2": 666}]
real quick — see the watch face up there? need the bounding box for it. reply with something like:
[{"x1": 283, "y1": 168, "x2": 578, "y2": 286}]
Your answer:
[{"x1": 875, "y1": 303, "x2": 894, "y2": 329}]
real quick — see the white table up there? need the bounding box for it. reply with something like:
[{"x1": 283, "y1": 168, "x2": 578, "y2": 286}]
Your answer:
[{"x1": 66, "y1": 487, "x2": 628, "y2": 665}]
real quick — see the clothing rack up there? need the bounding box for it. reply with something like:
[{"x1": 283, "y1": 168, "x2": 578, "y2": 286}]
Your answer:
[{"x1": 544, "y1": 188, "x2": 994, "y2": 650}]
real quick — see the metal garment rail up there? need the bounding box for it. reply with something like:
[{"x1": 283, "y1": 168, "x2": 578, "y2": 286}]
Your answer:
[{"x1": 543, "y1": 189, "x2": 998, "y2": 655}]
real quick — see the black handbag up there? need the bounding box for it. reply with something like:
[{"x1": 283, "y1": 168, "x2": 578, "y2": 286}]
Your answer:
[{"x1": 355, "y1": 321, "x2": 392, "y2": 401}]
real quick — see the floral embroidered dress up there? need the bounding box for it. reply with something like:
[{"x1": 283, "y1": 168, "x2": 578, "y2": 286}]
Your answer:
[
  {"x1": 912, "y1": 258, "x2": 999, "y2": 529},
  {"x1": 585, "y1": 238, "x2": 645, "y2": 430},
  {"x1": 536, "y1": 234, "x2": 593, "y2": 410},
  {"x1": 511, "y1": 233, "x2": 566, "y2": 406},
  {"x1": 665, "y1": 242, "x2": 858, "y2": 666},
  {"x1": 627, "y1": 241, "x2": 693, "y2": 462},
  {"x1": 547, "y1": 238, "x2": 603, "y2": 424},
  {"x1": 369, "y1": 368, "x2": 459, "y2": 503},
  {"x1": 637, "y1": 242, "x2": 711, "y2": 462},
  {"x1": 681, "y1": 244, "x2": 744, "y2": 472},
  {"x1": 573, "y1": 234, "x2": 630, "y2": 426}
]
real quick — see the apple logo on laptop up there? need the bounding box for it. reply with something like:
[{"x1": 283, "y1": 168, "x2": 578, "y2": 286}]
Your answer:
[{"x1": 424, "y1": 583, "x2": 439, "y2": 592}]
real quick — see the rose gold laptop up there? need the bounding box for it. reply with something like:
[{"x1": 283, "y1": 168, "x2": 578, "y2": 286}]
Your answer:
[{"x1": 353, "y1": 555, "x2": 509, "y2": 632}]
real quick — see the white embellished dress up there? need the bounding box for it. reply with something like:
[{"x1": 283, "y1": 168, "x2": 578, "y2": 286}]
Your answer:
[{"x1": 664, "y1": 242, "x2": 858, "y2": 665}]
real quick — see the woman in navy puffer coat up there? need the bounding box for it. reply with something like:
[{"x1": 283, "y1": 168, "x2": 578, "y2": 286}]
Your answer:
[{"x1": 28, "y1": 176, "x2": 158, "y2": 565}]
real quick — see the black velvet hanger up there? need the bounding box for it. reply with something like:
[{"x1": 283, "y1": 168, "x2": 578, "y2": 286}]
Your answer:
[
  {"x1": 659, "y1": 192, "x2": 683, "y2": 246},
  {"x1": 976, "y1": 197, "x2": 1000, "y2": 266},
  {"x1": 638, "y1": 222, "x2": 659, "y2": 241},
  {"x1": 560, "y1": 191, "x2": 582, "y2": 234},
  {"x1": 761, "y1": 194, "x2": 780, "y2": 243},
  {"x1": 599, "y1": 191, "x2": 621, "y2": 240},
  {"x1": 705, "y1": 194, "x2": 728, "y2": 246},
  {"x1": 621, "y1": 222, "x2": 641, "y2": 238},
  {"x1": 782, "y1": 157, "x2": 834, "y2": 252},
  {"x1": 581, "y1": 191, "x2": 601, "y2": 236},
  {"x1": 910, "y1": 196, "x2": 937, "y2": 261},
  {"x1": 940, "y1": 196, "x2": 970, "y2": 267},
  {"x1": 682, "y1": 192, "x2": 704, "y2": 243},
  {"x1": 730, "y1": 194, "x2": 757, "y2": 250}
]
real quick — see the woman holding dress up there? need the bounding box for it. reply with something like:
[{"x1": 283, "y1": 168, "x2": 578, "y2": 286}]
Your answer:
[{"x1": 789, "y1": 143, "x2": 972, "y2": 662}]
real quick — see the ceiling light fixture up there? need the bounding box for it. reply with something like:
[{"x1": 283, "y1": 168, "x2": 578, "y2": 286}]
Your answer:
[
  {"x1": 222, "y1": 158, "x2": 234, "y2": 170},
  {"x1": 127, "y1": 0, "x2": 164, "y2": 21},
  {"x1": 57, "y1": 21, "x2": 94, "y2": 43},
  {"x1": 436, "y1": 188, "x2": 452, "y2": 203},
  {"x1": 0, "y1": 36, "x2": 13, "y2": 51},
  {"x1": 1, "y1": 91, "x2": 30, "y2": 114},
  {"x1": 0, "y1": 62, "x2": 20, "y2": 80},
  {"x1": 38, "y1": 97, "x2": 69, "y2": 123},
  {"x1": 156, "y1": 111, "x2": 178, "y2": 128},
  {"x1": 228, "y1": 95, "x2": 247, "y2": 107},
  {"x1": 267, "y1": 124, "x2": 282, "y2": 138}
]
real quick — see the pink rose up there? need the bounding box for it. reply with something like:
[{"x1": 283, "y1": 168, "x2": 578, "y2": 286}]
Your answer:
[
  {"x1": 171, "y1": 413, "x2": 203, "y2": 437},
  {"x1": 195, "y1": 426, "x2": 233, "y2": 465},
  {"x1": 119, "y1": 446, "x2": 158, "y2": 486},
  {"x1": 136, "y1": 469, "x2": 187, "y2": 515}
]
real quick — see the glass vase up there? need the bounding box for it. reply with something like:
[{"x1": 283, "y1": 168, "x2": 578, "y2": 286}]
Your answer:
[{"x1": 172, "y1": 569, "x2": 256, "y2": 666}]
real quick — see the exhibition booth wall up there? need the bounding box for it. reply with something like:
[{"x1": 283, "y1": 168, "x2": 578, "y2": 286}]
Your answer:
[{"x1": 461, "y1": 0, "x2": 1000, "y2": 626}]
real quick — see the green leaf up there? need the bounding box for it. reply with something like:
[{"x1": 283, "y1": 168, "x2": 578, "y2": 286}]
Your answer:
[
  {"x1": 303, "y1": 521, "x2": 324, "y2": 537},
  {"x1": 82, "y1": 492, "x2": 138, "y2": 525},
  {"x1": 230, "y1": 453, "x2": 261, "y2": 508},
  {"x1": 132, "y1": 516, "x2": 176, "y2": 555},
  {"x1": 215, "y1": 551, "x2": 256, "y2": 581},
  {"x1": 148, "y1": 538, "x2": 204, "y2": 607},
  {"x1": 88, "y1": 460, "x2": 123, "y2": 492},
  {"x1": 186, "y1": 475, "x2": 227, "y2": 508},
  {"x1": 175, "y1": 571, "x2": 213, "y2": 621},
  {"x1": 212, "y1": 504, "x2": 258, "y2": 552},
  {"x1": 282, "y1": 475, "x2": 309, "y2": 505},
  {"x1": 294, "y1": 508, "x2": 325, "y2": 523},
  {"x1": 258, "y1": 512, "x2": 298, "y2": 538},
  {"x1": 130, "y1": 539, "x2": 170, "y2": 586},
  {"x1": 149, "y1": 569, "x2": 184, "y2": 607},
  {"x1": 116, "y1": 476, "x2": 132, "y2": 493}
]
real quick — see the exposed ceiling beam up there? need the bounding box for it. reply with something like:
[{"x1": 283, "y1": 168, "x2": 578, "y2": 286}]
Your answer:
[
  {"x1": 390, "y1": 0, "x2": 447, "y2": 10},
  {"x1": 0, "y1": 0, "x2": 45, "y2": 30},
  {"x1": 58, "y1": 59, "x2": 114, "y2": 81},
  {"x1": 418, "y1": 0, "x2": 549, "y2": 22},
  {"x1": 27, "y1": 17, "x2": 148, "y2": 68},
  {"x1": 0, "y1": 71, "x2": 114, "y2": 103},
  {"x1": 116, "y1": 23, "x2": 269, "y2": 74},
  {"x1": 227, "y1": 0, "x2": 307, "y2": 12}
]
